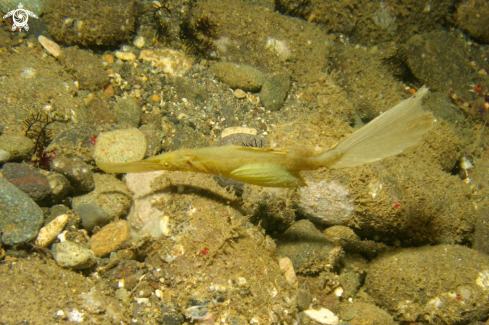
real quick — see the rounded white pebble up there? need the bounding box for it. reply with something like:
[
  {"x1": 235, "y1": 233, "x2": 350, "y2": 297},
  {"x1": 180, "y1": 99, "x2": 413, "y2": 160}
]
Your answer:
[{"x1": 133, "y1": 36, "x2": 145, "y2": 49}]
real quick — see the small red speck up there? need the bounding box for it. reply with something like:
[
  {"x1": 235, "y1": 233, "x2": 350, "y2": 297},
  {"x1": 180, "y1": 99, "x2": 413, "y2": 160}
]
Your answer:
[
  {"x1": 393, "y1": 202, "x2": 401, "y2": 209},
  {"x1": 455, "y1": 295, "x2": 462, "y2": 301},
  {"x1": 201, "y1": 248, "x2": 209, "y2": 255},
  {"x1": 90, "y1": 136, "x2": 96, "y2": 145}
]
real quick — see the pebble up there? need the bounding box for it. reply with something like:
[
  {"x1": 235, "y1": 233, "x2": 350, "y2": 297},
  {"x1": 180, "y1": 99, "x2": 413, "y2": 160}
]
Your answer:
[
  {"x1": 0, "y1": 149, "x2": 9, "y2": 162},
  {"x1": 88, "y1": 220, "x2": 131, "y2": 257},
  {"x1": 38, "y1": 35, "x2": 61, "y2": 57},
  {"x1": 112, "y1": 97, "x2": 141, "y2": 127},
  {"x1": 303, "y1": 307, "x2": 339, "y2": 325},
  {"x1": 278, "y1": 257, "x2": 298, "y2": 287},
  {"x1": 2, "y1": 163, "x2": 51, "y2": 204},
  {"x1": 93, "y1": 128, "x2": 147, "y2": 163},
  {"x1": 233, "y1": 89, "x2": 247, "y2": 99},
  {"x1": 149, "y1": 94, "x2": 160, "y2": 103},
  {"x1": 52, "y1": 241, "x2": 96, "y2": 269},
  {"x1": 276, "y1": 220, "x2": 335, "y2": 273},
  {"x1": 75, "y1": 203, "x2": 111, "y2": 232},
  {"x1": 139, "y1": 49, "x2": 192, "y2": 78},
  {"x1": 43, "y1": 170, "x2": 71, "y2": 203},
  {"x1": 298, "y1": 180, "x2": 354, "y2": 225},
  {"x1": 50, "y1": 157, "x2": 95, "y2": 193},
  {"x1": 133, "y1": 36, "x2": 145, "y2": 49},
  {"x1": 72, "y1": 174, "x2": 132, "y2": 231},
  {"x1": 221, "y1": 127, "x2": 257, "y2": 138},
  {"x1": 0, "y1": 176, "x2": 44, "y2": 246},
  {"x1": 210, "y1": 62, "x2": 266, "y2": 92},
  {"x1": 115, "y1": 51, "x2": 136, "y2": 61},
  {"x1": 259, "y1": 73, "x2": 291, "y2": 111},
  {"x1": 0, "y1": 134, "x2": 35, "y2": 161},
  {"x1": 35, "y1": 214, "x2": 69, "y2": 247},
  {"x1": 366, "y1": 245, "x2": 489, "y2": 323}
]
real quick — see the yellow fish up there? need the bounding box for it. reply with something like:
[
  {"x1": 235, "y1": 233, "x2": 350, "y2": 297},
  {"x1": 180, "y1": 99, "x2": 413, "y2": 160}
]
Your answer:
[{"x1": 97, "y1": 87, "x2": 434, "y2": 187}]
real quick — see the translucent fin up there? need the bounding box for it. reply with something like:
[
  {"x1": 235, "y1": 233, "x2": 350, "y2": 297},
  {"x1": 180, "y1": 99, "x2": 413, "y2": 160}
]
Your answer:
[
  {"x1": 97, "y1": 160, "x2": 163, "y2": 173},
  {"x1": 230, "y1": 163, "x2": 306, "y2": 187},
  {"x1": 316, "y1": 86, "x2": 435, "y2": 169}
]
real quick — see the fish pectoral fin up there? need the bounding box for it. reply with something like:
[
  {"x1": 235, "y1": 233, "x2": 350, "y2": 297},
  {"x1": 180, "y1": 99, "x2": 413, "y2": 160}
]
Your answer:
[{"x1": 229, "y1": 163, "x2": 305, "y2": 187}]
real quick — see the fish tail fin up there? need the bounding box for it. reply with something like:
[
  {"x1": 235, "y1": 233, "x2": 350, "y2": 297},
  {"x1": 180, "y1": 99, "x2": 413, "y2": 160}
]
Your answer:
[{"x1": 312, "y1": 86, "x2": 435, "y2": 169}]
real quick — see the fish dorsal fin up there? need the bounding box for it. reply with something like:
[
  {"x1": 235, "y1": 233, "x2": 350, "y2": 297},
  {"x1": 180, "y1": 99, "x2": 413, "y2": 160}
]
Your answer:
[{"x1": 230, "y1": 163, "x2": 305, "y2": 187}]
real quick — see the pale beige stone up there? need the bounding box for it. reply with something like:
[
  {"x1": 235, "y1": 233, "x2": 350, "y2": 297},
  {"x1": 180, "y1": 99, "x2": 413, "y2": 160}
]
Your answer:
[
  {"x1": 278, "y1": 257, "x2": 298, "y2": 287},
  {"x1": 233, "y1": 89, "x2": 247, "y2": 99},
  {"x1": 115, "y1": 51, "x2": 137, "y2": 61},
  {"x1": 35, "y1": 214, "x2": 69, "y2": 247},
  {"x1": 38, "y1": 35, "x2": 61, "y2": 57},
  {"x1": 220, "y1": 127, "x2": 257, "y2": 138},
  {"x1": 139, "y1": 49, "x2": 192, "y2": 77}
]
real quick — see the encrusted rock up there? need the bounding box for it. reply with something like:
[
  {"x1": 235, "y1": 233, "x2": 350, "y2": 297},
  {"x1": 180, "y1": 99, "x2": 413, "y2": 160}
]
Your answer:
[
  {"x1": 50, "y1": 157, "x2": 95, "y2": 193},
  {"x1": 139, "y1": 49, "x2": 192, "y2": 78},
  {"x1": 298, "y1": 180, "x2": 354, "y2": 225},
  {"x1": 210, "y1": 62, "x2": 265, "y2": 92},
  {"x1": 72, "y1": 174, "x2": 132, "y2": 231},
  {"x1": 52, "y1": 240, "x2": 96, "y2": 269},
  {"x1": 0, "y1": 134, "x2": 35, "y2": 161}
]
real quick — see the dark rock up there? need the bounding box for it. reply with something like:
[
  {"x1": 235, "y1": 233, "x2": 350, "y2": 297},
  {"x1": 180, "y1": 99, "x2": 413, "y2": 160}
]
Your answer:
[
  {"x1": 2, "y1": 163, "x2": 51, "y2": 204},
  {"x1": 259, "y1": 73, "x2": 290, "y2": 111},
  {"x1": 50, "y1": 157, "x2": 95, "y2": 193},
  {"x1": 404, "y1": 31, "x2": 473, "y2": 96},
  {"x1": 85, "y1": 92, "x2": 117, "y2": 125},
  {"x1": 0, "y1": 176, "x2": 43, "y2": 245},
  {"x1": 44, "y1": 0, "x2": 137, "y2": 47},
  {"x1": 75, "y1": 203, "x2": 111, "y2": 232},
  {"x1": 113, "y1": 97, "x2": 141, "y2": 127},
  {"x1": 41, "y1": 170, "x2": 71, "y2": 204},
  {"x1": 47, "y1": 126, "x2": 98, "y2": 161},
  {"x1": 455, "y1": 0, "x2": 489, "y2": 44},
  {"x1": 139, "y1": 124, "x2": 164, "y2": 157},
  {"x1": 60, "y1": 47, "x2": 109, "y2": 91},
  {"x1": 72, "y1": 174, "x2": 131, "y2": 231},
  {"x1": 170, "y1": 126, "x2": 209, "y2": 150},
  {"x1": 276, "y1": 220, "x2": 335, "y2": 274}
]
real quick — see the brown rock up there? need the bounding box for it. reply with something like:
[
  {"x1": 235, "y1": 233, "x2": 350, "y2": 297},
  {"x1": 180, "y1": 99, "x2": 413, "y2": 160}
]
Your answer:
[{"x1": 89, "y1": 220, "x2": 131, "y2": 257}]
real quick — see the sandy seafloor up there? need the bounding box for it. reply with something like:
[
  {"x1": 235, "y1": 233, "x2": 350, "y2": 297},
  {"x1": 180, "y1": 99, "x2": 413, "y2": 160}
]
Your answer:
[{"x1": 1, "y1": 0, "x2": 489, "y2": 324}]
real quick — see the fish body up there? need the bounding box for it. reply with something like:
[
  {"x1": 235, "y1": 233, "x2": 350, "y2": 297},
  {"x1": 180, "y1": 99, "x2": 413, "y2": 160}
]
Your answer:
[{"x1": 97, "y1": 87, "x2": 435, "y2": 187}]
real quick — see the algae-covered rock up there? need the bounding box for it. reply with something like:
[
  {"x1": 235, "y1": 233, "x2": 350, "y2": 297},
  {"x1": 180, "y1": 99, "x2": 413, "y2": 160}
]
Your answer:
[
  {"x1": 210, "y1": 62, "x2": 265, "y2": 92},
  {"x1": 44, "y1": 0, "x2": 137, "y2": 46},
  {"x1": 366, "y1": 245, "x2": 489, "y2": 324}
]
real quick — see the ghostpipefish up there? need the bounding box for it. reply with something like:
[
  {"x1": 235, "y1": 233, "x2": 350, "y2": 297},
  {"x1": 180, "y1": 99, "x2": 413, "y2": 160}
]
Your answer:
[{"x1": 97, "y1": 86, "x2": 435, "y2": 187}]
